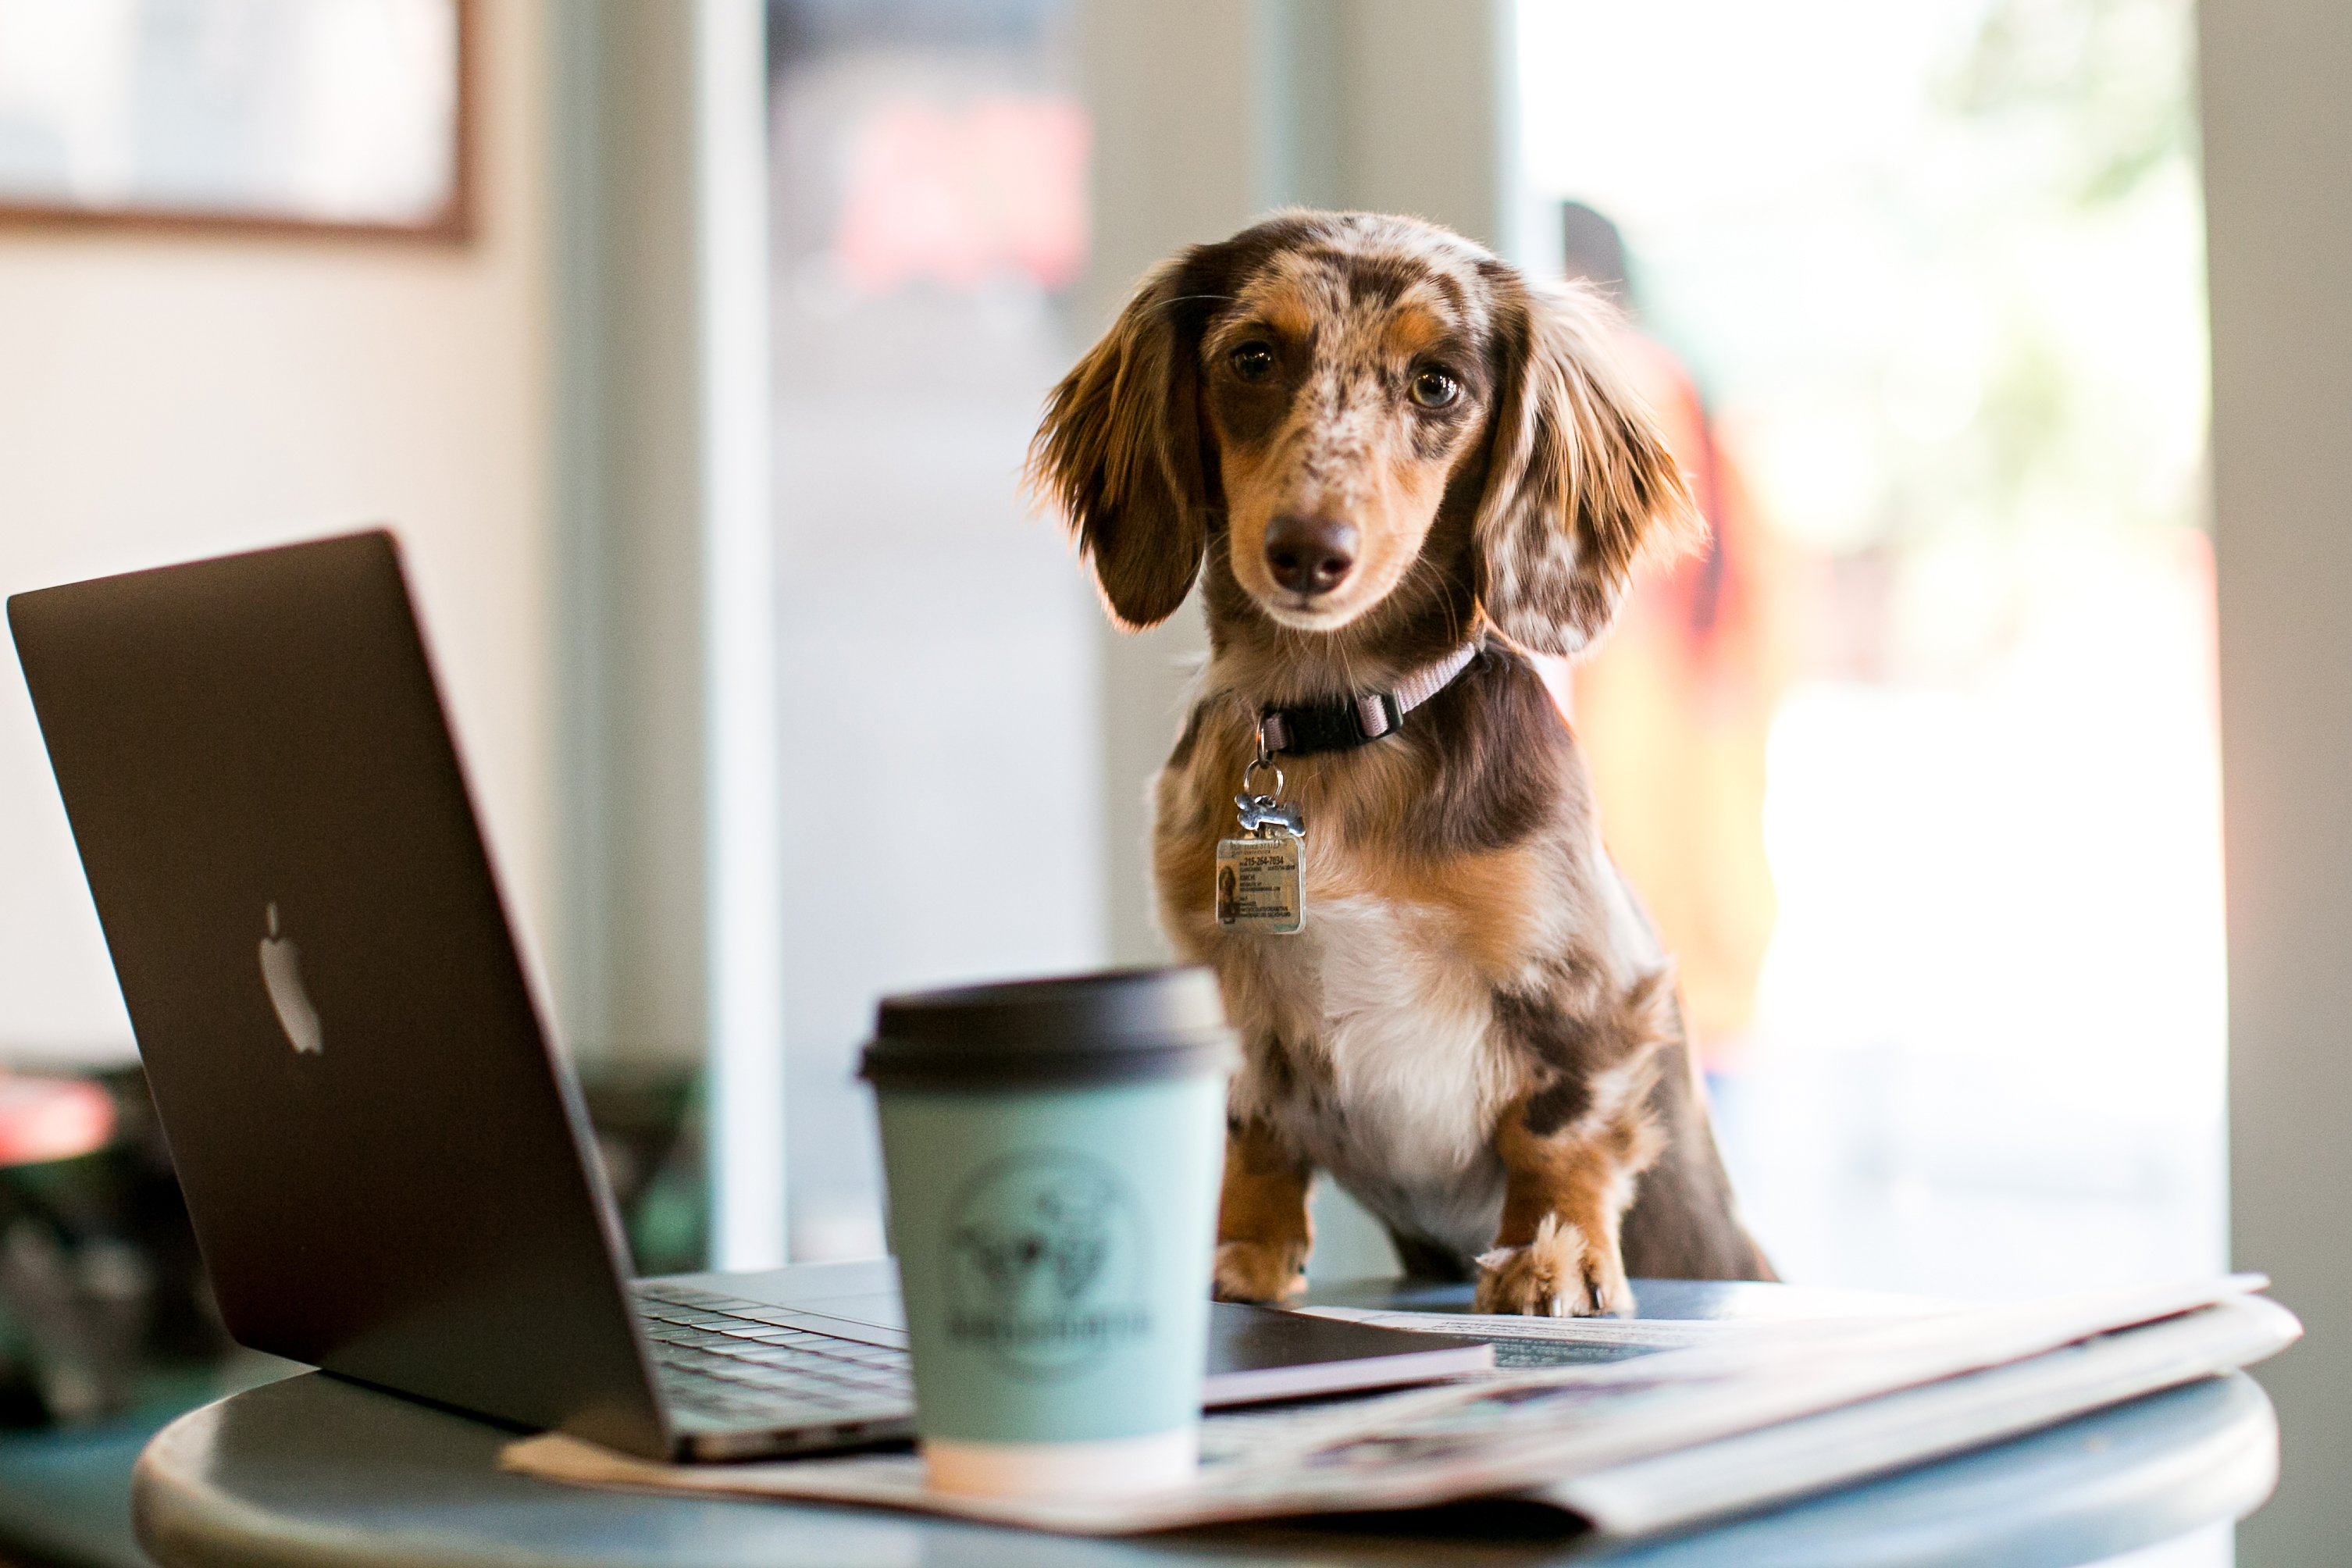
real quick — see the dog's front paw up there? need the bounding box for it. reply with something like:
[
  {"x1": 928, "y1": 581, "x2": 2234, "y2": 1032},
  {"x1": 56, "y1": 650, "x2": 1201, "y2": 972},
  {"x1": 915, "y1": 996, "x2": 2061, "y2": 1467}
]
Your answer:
[
  {"x1": 1473, "y1": 1214, "x2": 1634, "y2": 1317},
  {"x1": 1213, "y1": 1239, "x2": 1307, "y2": 1305}
]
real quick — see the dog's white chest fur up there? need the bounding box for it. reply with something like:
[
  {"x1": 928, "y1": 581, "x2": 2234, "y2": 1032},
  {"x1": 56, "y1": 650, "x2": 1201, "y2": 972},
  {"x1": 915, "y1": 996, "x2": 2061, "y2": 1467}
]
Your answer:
[{"x1": 1244, "y1": 893, "x2": 1513, "y2": 1257}]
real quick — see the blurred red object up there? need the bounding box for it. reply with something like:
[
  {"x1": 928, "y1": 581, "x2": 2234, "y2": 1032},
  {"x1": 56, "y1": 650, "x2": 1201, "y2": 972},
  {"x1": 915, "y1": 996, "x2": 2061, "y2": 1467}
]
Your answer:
[
  {"x1": 0, "y1": 1074, "x2": 116, "y2": 1167},
  {"x1": 830, "y1": 95, "x2": 1090, "y2": 294},
  {"x1": 1556, "y1": 333, "x2": 1801, "y2": 1070}
]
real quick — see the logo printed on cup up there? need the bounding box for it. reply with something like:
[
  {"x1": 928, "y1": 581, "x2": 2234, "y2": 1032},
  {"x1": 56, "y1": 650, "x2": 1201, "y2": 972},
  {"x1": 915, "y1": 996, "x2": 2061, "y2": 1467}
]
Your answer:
[{"x1": 945, "y1": 1149, "x2": 1152, "y2": 1381}]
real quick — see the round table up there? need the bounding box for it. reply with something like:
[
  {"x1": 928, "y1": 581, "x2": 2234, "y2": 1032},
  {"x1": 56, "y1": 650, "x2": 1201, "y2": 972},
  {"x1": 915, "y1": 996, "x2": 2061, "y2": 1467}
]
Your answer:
[{"x1": 130, "y1": 1281, "x2": 2278, "y2": 1568}]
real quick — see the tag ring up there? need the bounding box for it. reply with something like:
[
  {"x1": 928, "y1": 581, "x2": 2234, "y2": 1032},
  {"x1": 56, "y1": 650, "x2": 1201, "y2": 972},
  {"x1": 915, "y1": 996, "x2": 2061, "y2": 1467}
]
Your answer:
[{"x1": 1242, "y1": 758, "x2": 1285, "y2": 799}]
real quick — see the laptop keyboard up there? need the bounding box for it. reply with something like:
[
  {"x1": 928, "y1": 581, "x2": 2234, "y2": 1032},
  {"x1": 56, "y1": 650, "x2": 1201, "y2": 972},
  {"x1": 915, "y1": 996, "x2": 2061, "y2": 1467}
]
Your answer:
[{"x1": 633, "y1": 1281, "x2": 914, "y2": 1431}]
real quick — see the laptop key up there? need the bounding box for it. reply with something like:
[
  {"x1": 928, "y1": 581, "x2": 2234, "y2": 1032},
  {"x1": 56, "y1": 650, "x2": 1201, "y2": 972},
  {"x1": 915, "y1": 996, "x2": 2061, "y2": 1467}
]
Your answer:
[{"x1": 638, "y1": 1285, "x2": 764, "y2": 1310}]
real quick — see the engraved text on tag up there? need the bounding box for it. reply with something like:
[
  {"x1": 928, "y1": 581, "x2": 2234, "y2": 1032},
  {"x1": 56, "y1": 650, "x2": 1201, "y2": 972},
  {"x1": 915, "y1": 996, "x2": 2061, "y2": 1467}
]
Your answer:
[{"x1": 1217, "y1": 834, "x2": 1303, "y2": 935}]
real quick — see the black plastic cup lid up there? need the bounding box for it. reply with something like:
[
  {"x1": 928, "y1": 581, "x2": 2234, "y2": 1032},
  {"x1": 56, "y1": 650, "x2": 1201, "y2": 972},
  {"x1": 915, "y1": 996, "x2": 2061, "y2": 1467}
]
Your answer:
[{"x1": 859, "y1": 966, "x2": 1238, "y2": 1089}]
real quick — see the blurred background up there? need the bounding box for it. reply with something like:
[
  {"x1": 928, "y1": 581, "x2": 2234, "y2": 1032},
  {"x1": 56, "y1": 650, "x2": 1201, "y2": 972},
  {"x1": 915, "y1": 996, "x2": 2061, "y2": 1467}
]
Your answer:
[
  {"x1": 0, "y1": 0, "x2": 2344, "y2": 1562},
  {"x1": 750, "y1": 0, "x2": 2225, "y2": 1319},
  {"x1": 1517, "y1": 0, "x2": 2222, "y2": 1307}
]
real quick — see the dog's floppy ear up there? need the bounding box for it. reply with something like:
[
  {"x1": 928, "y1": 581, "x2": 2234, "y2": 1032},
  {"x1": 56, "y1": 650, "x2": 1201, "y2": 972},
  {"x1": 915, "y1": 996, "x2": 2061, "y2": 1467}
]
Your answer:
[
  {"x1": 1474, "y1": 275, "x2": 1702, "y2": 656},
  {"x1": 1026, "y1": 256, "x2": 1214, "y2": 630}
]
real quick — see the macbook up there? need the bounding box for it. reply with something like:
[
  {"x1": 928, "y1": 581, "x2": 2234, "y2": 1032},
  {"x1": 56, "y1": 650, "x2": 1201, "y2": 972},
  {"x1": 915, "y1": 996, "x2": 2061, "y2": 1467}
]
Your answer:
[{"x1": 6, "y1": 531, "x2": 1488, "y2": 1460}]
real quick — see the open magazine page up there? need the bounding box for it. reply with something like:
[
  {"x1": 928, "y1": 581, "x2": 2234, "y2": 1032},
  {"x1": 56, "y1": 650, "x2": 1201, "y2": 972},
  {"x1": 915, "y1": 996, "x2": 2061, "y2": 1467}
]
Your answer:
[
  {"x1": 1545, "y1": 1295, "x2": 2298, "y2": 1534},
  {"x1": 502, "y1": 1277, "x2": 2296, "y2": 1538}
]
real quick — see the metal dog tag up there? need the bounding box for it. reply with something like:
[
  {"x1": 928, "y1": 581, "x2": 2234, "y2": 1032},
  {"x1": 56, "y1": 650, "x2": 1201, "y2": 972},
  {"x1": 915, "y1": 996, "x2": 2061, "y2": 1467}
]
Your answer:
[
  {"x1": 1216, "y1": 832, "x2": 1302, "y2": 935},
  {"x1": 1220, "y1": 744, "x2": 1305, "y2": 935}
]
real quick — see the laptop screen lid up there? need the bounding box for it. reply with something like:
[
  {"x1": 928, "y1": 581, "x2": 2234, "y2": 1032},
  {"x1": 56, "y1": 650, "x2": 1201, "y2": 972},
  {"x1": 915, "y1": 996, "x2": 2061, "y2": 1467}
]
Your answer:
[{"x1": 8, "y1": 531, "x2": 672, "y2": 1457}]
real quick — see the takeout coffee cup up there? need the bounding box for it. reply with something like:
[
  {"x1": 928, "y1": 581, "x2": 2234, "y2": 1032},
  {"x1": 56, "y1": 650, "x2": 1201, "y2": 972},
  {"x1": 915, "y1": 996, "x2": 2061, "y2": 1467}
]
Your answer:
[{"x1": 860, "y1": 968, "x2": 1236, "y2": 1499}]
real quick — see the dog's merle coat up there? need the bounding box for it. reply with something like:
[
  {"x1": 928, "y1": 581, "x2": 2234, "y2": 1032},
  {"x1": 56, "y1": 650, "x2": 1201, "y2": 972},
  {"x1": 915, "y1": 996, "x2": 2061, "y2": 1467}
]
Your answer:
[{"x1": 1029, "y1": 211, "x2": 1771, "y2": 1314}]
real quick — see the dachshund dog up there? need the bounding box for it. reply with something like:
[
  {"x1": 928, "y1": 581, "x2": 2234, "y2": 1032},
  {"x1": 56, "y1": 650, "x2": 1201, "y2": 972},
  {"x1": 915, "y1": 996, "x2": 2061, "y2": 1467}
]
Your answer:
[{"x1": 1028, "y1": 212, "x2": 1773, "y2": 1316}]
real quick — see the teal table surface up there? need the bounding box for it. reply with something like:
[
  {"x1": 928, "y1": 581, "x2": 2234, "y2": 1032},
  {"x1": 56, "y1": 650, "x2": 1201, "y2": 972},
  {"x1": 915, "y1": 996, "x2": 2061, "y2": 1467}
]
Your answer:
[{"x1": 128, "y1": 1281, "x2": 2276, "y2": 1568}]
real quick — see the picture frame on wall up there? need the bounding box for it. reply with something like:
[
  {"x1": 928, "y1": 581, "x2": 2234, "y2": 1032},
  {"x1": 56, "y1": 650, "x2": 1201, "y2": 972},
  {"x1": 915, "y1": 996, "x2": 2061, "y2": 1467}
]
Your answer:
[{"x1": 0, "y1": 0, "x2": 470, "y2": 241}]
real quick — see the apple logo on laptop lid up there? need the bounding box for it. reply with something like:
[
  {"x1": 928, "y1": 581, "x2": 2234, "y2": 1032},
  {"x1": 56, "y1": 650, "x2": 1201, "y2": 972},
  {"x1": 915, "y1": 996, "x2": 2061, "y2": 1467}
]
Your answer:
[{"x1": 258, "y1": 903, "x2": 324, "y2": 1057}]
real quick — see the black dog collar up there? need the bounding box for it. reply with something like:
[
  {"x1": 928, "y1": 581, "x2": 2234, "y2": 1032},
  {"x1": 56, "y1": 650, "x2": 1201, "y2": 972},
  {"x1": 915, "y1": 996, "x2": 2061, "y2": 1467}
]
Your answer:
[{"x1": 1258, "y1": 643, "x2": 1481, "y2": 757}]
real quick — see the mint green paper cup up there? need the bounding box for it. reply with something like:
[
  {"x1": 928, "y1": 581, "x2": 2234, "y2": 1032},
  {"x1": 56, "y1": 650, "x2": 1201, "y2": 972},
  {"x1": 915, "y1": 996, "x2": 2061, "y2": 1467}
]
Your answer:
[{"x1": 861, "y1": 968, "x2": 1235, "y2": 1499}]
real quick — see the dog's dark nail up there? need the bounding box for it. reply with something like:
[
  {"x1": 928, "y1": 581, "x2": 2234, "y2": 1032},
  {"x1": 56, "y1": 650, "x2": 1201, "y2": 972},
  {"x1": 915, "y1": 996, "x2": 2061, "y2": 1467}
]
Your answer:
[{"x1": 1264, "y1": 514, "x2": 1357, "y2": 595}]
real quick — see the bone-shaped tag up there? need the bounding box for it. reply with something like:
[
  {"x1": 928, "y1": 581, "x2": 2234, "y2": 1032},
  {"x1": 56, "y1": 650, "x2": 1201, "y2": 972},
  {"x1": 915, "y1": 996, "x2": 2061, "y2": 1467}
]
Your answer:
[{"x1": 1234, "y1": 793, "x2": 1304, "y2": 838}]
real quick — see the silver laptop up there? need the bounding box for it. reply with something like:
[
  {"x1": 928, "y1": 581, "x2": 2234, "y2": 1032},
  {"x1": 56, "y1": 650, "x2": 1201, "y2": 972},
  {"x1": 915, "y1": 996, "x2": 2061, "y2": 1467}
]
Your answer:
[{"x1": 6, "y1": 530, "x2": 1488, "y2": 1461}]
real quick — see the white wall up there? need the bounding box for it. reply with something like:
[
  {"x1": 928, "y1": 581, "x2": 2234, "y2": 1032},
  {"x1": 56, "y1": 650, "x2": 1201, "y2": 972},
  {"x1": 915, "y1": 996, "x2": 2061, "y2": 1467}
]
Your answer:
[{"x1": 0, "y1": 0, "x2": 553, "y2": 1064}]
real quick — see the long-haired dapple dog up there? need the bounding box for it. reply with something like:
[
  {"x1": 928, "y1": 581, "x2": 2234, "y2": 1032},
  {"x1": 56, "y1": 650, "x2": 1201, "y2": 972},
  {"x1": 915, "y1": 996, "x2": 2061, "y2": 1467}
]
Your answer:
[{"x1": 1028, "y1": 211, "x2": 1773, "y2": 1315}]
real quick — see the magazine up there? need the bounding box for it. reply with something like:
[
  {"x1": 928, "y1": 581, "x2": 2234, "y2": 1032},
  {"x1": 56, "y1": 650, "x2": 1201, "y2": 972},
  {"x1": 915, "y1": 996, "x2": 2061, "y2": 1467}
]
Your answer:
[{"x1": 501, "y1": 1275, "x2": 2296, "y2": 1538}]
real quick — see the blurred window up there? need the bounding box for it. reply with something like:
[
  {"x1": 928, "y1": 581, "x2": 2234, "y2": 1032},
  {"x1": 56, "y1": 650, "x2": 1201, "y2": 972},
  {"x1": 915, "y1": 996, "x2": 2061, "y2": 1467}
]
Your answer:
[
  {"x1": 1519, "y1": 0, "x2": 2220, "y2": 1301},
  {"x1": 766, "y1": 0, "x2": 1099, "y2": 1262}
]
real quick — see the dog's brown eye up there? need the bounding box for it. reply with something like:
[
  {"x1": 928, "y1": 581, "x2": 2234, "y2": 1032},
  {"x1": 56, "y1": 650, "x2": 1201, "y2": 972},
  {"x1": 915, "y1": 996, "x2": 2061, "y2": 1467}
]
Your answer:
[
  {"x1": 1411, "y1": 369, "x2": 1460, "y2": 409},
  {"x1": 1231, "y1": 342, "x2": 1276, "y2": 381}
]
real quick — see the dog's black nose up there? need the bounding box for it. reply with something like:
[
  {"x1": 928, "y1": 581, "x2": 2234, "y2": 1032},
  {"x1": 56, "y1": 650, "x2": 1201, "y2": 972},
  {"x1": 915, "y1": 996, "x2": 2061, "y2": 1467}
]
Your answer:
[{"x1": 1264, "y1": 515, "x2": 1358, "y2": 596}]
